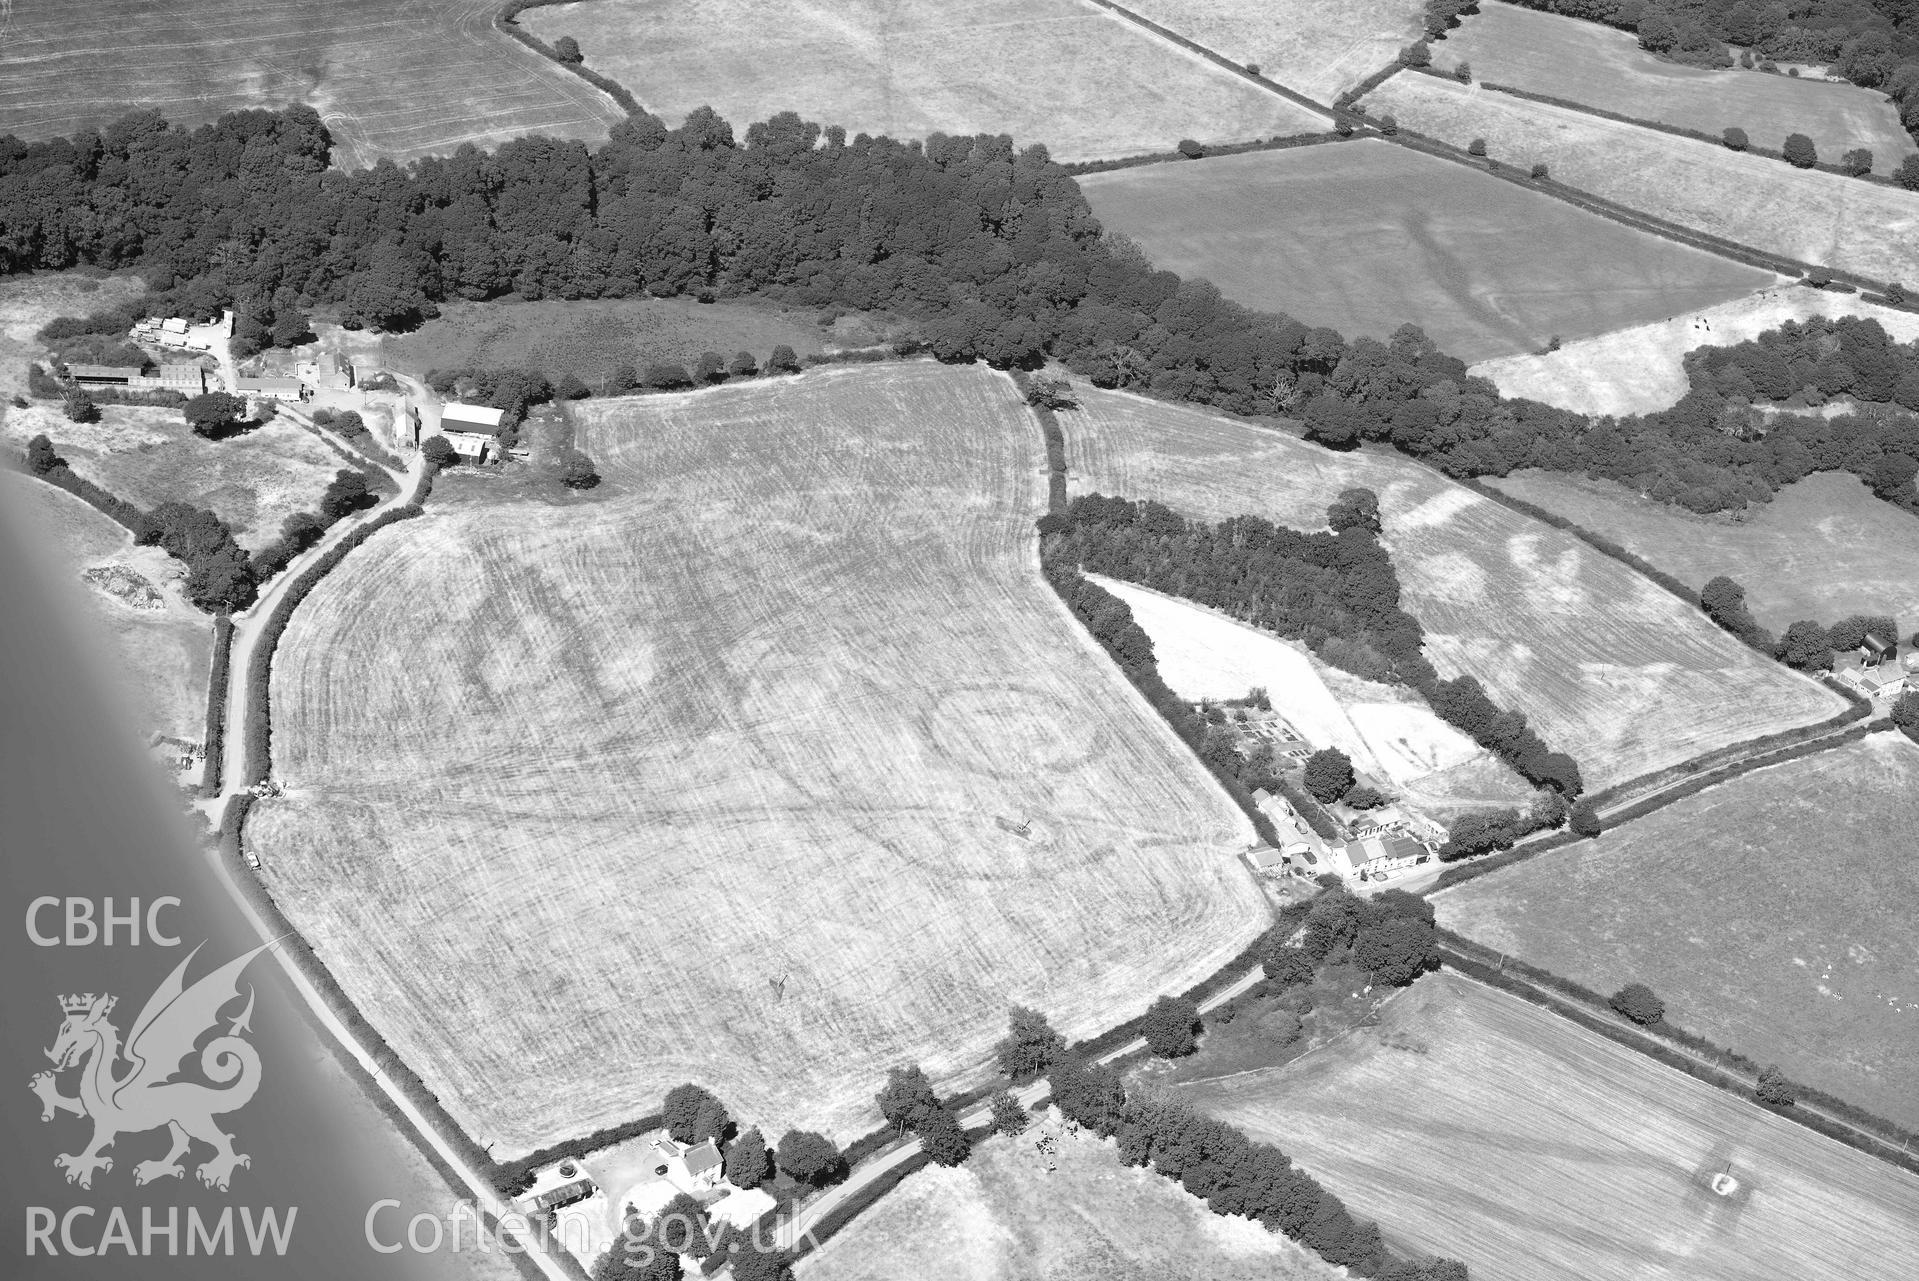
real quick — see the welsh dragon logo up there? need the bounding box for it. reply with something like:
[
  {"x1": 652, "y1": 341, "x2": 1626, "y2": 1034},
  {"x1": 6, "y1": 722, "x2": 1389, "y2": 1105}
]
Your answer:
[{"x1": 30, "y1": 941, "x2": 271, "y2": 1191}]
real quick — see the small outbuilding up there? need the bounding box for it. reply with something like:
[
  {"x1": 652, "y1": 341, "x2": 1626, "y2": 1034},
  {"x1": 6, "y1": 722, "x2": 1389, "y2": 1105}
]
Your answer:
[
  {"x1": 236, "y1": 376, "x2": 304, "y2": 402},
  {"x1": 439, "y1": 401, "x2": 506, "y2": 461}
]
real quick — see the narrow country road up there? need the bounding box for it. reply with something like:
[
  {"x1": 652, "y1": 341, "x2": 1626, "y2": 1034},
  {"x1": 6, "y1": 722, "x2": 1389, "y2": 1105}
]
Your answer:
[
  {"x1": 773, "y1": 963, "x2": 1269, "y2": 1254},
  {"x1": 193, "y1": 451, "x2": 582, "y2": 1280}
]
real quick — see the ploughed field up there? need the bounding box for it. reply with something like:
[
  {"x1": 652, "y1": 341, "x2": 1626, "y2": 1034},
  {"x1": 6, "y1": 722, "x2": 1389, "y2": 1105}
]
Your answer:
[
  {"x1": 1077, "y1": 141, "x2": 1773, "y2": 363},
  {"x1": 1468, "y1": 286, "x2": 1919, "y2": 415},
  {"x1": 0, "y1": 0, "x2": 625, "y2": 169},
  {"x1": 1360, "y1": 74, "x2": 1919, "y2": 286},
  {"x1": 1065, "y1": 388, "x2": 1846, "y2": 790},
  {"x1": 1432, "y1": 1, "x2": 1915, "y2": 173},
  {"x1": 1119, "y1": 0, "x2": 1428, "y2": 104},
  {"x1": 1490, "y1": 469, "x2": 1919, "y2": 634},
  {"x1": 519, "y1": 0, "x2": 1327, "y2": 163},
  {"x1": 1182, "y1": 972, "x2": 1919, "y2": 1281},
  {"x1": 798, "y1": 1125, "x2": 1344, "y2": 1281},
  {"x1": 2, "y1": 473, "x2": 212, "y2": 747},
  {"x1": 247, "y1": 362, "x2": 1269, "y2": 1155},
  {"x1": 1437, "y1": 733, "x2": 1919, "y2": 1131}
]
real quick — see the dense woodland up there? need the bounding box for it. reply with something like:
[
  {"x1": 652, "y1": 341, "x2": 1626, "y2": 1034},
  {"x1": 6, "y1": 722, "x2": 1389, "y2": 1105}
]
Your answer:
[
  {"x1": 1434, "y1": 0, "x2": 1919, "y2": 144},
  {"x1": 1042, "y1": 494, "x2": 1584, "y2": 796},
  {"x1": 5, "y1": 102, "x2": 1919, "y2": 523}
]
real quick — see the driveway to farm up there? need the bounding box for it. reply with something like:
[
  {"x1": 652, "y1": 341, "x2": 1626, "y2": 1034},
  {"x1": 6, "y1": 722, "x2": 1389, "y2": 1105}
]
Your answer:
[{"x1": 772, "y1": 964, "x2": 1269, "y2": 1256}]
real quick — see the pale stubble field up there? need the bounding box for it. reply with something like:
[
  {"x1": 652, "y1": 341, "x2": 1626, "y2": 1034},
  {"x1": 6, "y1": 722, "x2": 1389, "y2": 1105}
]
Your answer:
[
  {"x1": 1065, "y1": 388, "x2": 1845, "y2": 789},
  {"x1": 247, "y1": 363, "x2": 1269, "y2": 1156}
]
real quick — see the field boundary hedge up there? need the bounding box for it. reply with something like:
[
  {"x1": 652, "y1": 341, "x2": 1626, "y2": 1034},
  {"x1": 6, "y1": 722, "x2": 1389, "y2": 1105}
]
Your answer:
[
  {"x1": 1010, "y1": 371, "x2": 1068, "y2": 513},
  {"x1": 493, "y1": 1, "x2": 644, "y2": 117},
  {"x1": 1063, "y1": 130, "x2": 1354, "y2": 176},
  {"x1": 1335, "y1": 60, "x2": 1405, "y2": 108},
  {"x1": 1438, "y1": 933, "x2": 1919, "y2": 1174},
  {"x1": 241, "y1": 500, "x2": 426, "y2": 785},
  {"x1": 1344, "y1": 98, "x2": 1845, "y2": 283},
  {"x1": 1076, "y1": 0, "x2": 1350, "y2": 126},
  {"x1": 198, "y1": 614, "x2": 233, "y2": 796},
  {"x1": 1472, "y1": 78, "x2": 1910, "y2": 190}
]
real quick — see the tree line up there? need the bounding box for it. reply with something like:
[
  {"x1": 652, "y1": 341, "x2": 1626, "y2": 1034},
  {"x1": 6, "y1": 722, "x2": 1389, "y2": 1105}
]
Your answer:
[
  {"x1": 1040, "y1": 493, "x2": 1583, "y2": 796},
  {"x1": 1700, "y1": 573, "x2": 1904, "y2": 672}
]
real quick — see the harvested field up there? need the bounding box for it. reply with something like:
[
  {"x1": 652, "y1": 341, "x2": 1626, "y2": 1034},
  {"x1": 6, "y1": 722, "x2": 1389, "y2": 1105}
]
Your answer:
[
  {"x1": 798, "y1": 1126, "x2": 1344, "y2": 1281},
  {"x1": 1093, "y1": 576, "x2": 1529, "y2": 816},
  {"x1": 1433, "y1": 2, "x2": 1916, "y2": 173},
  {"x1": 1490, "y1": 470, "x2": 1919, "y2": 632},
  {"x1": 519, "y1": 0, "x2": 1327, "y2": 164},
  {"x1": 1469, "y1": 285, "x2": 1919, "y2": 415},
  {"x1": 2, "y1": 473, "x2": 212, "y2": 746},
  {"x1": 2, "y1": 402, "x2": 350, "y2": 552},
  {"x1": 1077, "y1": 141, "x2": 1773, "y2": 363},
  {"x1": 1122, "y1": 0, "x2": 1427, "y2": 103},
  {"x1": 0, "y1": 0, "x2": 624, "y2": 170},
  {"x1": 1437, "y1": 734, "x2": 1919, "y2": 1131},
  {"x1": 247, "y1": 363, "x2": 1269, "y2": 1155},
  {"x1": 1184, "y1": 972, "x2": 1919, "y2": 1281},
  {"x1": 1360, "y1": 74, "x2": 1919, "y2": 286},
  {"x1": 380, "y1": 298, "x2": 846, "y2": 388},
  {"x1": 1067, "y1": 388, "x2": 1846, "y2": 789}
]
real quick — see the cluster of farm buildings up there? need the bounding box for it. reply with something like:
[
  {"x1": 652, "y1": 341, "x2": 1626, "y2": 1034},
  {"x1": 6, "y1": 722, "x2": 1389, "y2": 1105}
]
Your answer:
[
  {"x1": 1833, "y1": 632, "x2": 1919, "y2": 700},
  {"x1": 1221, "y1": 707, "x2": 1444, "y2": 889}
]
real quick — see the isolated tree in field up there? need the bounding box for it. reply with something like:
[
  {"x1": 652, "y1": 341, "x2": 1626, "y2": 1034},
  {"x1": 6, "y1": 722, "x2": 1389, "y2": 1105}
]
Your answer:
[
  {"x1": 695, "y1": 351, "x2": 727, "y2": 384},
  {"x1": 767, "y1": 344, "x2": 802, "y2": 374},
  {"x1": 421, "y1": 435, "x2": 456, "y2": 469},
  {"x1": 774, "y1": 1130, "x2": 841, "y2": 1185},
  {"x1": 1841, "y1": 147, "x2": 1873, "y2": 176},
  {"x1": 320, "y1": 470, "x2": 372, "y2": 520},
  {"x1": 988, "y1": 1090, "x2": 1028, "y2": 1136},
  {"x1": 1891, "y1": 690, "x2": 1919, "y2": 741},
  {"x1": 877, "y1": 1064, "x2": 941, "y2": 1135},
  {"x1": 1782, "y1": 132, "x2": 1817, "y2": 168},
  {"x1": 1142, "y1": 994, "x2": 1201, "y2": 1058},
  {"x1": 1610, "y1": 983, "x2": 1665, "y2": 1026},
  {"x1": 723, "y1": 1127, "x2": 773, "y2": 1188},
  {"x1": 663, "y1": 1083, "x2": 731, "y2": 1145},
  {"x1": 1530, "y1": 161, "x2": 1549, "y2": 179},
  {"x1": 1327, "y1": 487, "x2": 1381, "y2": 534},
  {"x1": 26, "y1": 434, "x2": 60, "y2": 475},
  {"x1": 62, "y1": 387, "x2": 99, "y2": 423},
  {"x1": 1176, "y1": 138, "x2": 1205, "y2": 159},
  {"x1": 729, "y1": 350, "x2": 759, "y2": 378},
  {"x1": 1756, "y1": 1064, "x2": 1797, "y2": 1106},
  {"x1": 557, "y1": 447, "x2": 600, "y2": 490},
  {"x1": 1467, "y1": 137, "x2": 1487, "y2": 157},
  {"x1": 914, "y1": 1104, "x2": 973, "y2": 1167},
  {"x1": 553, "y1": 35, "x2": 583, "y2": 63},
  {"x1": 1377, "y1": 113, "x2": 1399, "y2": 136},
  {"x1": 1454, "y1": 60, "x2": 1472, "y2": 82},
  {"x1": 995, "y1": 1005, "x2": 1067, "y2": 1078},
  {"x1": 1569, "y1": 798, "x2": 1602, "y2": 838},
  {"x1": 1722, "y1": 126, "x2": 1749, "y2": 151},
  {"x1": 184, "y1": 391, "x2": 246, "y2": 439},
  {"x1": 1302, "y1": 747, "x2": 1356, "y2": 804},
  {"x1": 1024, "y1": 374, "x2": 1077, "y2": 410}
]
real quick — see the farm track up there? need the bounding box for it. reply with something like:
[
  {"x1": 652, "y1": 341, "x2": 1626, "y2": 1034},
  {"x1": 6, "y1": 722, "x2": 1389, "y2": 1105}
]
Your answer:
[{"x1": 1435, "y1": 942, "x2": 1919, "y2": 1173}]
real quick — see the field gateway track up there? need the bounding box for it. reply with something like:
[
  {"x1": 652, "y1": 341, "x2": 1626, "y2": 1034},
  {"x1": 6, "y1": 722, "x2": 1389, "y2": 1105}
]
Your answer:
[
  {"x1": 1064, "y1": 388, "x2": 1846, "y2": 791},
  {"x1": 245, "y1": 362, "x2": 1269, "y2": 1156},
  {"x1": 1077, "y1": 141, "x2": 1775, "y2": 363},
  {"x1": 1182, "y1": 971, "x2": 1919, "y2": 1281}
]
